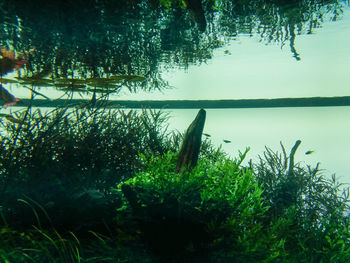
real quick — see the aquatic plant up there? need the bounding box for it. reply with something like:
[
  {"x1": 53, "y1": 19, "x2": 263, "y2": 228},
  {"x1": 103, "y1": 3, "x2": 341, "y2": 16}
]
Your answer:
[
  {"x1": 116, "y1": 141, "x2": 350, "y2": 262},
  {"x1": 0, "y1": 113, "x2": 349, "y2": 262},
  {"x1": 0, "y1": 105, "x2": 176, "y2": 230},
  {"x1": 118, "y1": 150, "x2": 272, "y2": 262},
  {"x1": 0, "y1": 224, "x2": 151, "y2": 263},
  {"x1": 252, "y1": 141, "x2": 350, "y2": 262}
]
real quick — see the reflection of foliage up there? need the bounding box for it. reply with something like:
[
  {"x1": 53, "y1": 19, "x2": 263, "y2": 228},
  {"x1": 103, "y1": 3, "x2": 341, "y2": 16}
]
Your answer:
[
  {"x1": 212, "y1": 0, "x2": 345, "y2": 60},
  {"x1": 0, "y1": 47, "x2": 29, "y2": 76},
  {"x1": 2, "y1": 74, "x2": 146, "y2": 98},
  {"x1": 0, "y1": 0, "x2": 170, "y2": 93},
  {"x1": 0, "y1": 0, "x2": 345, "y2": 93}
]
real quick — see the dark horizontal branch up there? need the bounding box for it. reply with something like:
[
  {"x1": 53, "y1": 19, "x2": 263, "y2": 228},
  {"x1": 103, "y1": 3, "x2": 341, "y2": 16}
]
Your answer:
[{"x1": 14, "y1": 96, "x2": 350, "y2": 109}]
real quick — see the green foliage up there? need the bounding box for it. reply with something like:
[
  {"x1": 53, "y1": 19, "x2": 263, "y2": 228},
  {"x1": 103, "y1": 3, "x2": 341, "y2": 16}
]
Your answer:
[
  {"x1": 253, "y1": 142, "x2": 350, "y2": 262},
  {"x1": 0, "y1": 105, "x2": 349, "y2": 262},
  {"x1": 0, "y1": 106, "x2": 175, "y2": 230},
  {"x1": 157, "y1": 0, "x2": 186, "y2": 9},
  {"x1": 0, "y1": 226, "x2": 150, "y2": 263},
  {"x1": 119, "y1": 150, "x2": 273, "y2": 261},
  {"x1": 118, "y1": 142, "x2": 350, "y2": 262}
]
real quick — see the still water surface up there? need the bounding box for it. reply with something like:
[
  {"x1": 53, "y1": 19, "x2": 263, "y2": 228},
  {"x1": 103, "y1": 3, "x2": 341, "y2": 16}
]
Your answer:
[
  {"x1": 167, "y1": 107, "x2": 350, "y2": 184},
  {"x1": 116, "y1": 3, "x2": 350, "y2": 101},
  {"x1": 1, "y1": 0, "x2": 350, "y2": 185},
  {"x1": 117, "y1": 4, "x2": 350, "y2": 184}
]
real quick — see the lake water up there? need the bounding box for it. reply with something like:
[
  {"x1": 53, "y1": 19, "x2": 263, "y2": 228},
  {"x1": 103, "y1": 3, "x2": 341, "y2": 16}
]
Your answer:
[
  {"x1": 1, "y1": 0, "x2": 350, "y2": 185},
  {"x1": 116, "y1": 2, "x2": 350, "y2": 101},
  {"x1": 115, "y1": 3, "x2": 350, "y2": 184},
  {"x1": 166, "y1": 107, "x2": 350, "y2": 184}
]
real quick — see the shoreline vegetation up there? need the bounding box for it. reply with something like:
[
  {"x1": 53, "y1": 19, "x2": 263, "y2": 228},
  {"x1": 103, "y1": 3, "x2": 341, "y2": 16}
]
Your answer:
[
  {"x1": 0, "y1": 106, "x2": 349, "y2": 262},
  {"x1": 13, "y1": 96, "x2": 350, "y2": 109},
  {"x1": 1, "y1": 0, "x2": 349, "y2": 262}
]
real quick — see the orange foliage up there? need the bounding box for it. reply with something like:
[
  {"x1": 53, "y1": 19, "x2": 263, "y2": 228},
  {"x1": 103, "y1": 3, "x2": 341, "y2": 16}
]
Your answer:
[{"x1": 0, "y1": 47, "x2": 29, "y2": 75}]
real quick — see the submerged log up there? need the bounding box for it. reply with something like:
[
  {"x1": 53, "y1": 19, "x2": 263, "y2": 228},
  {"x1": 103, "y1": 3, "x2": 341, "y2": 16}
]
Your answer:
[{"x1": 176, "y1": 109, "x2": 206, "y2": 173}]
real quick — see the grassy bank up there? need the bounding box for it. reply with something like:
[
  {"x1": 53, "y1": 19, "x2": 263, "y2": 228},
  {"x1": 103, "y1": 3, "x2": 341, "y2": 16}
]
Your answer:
[{"x1": 0, "y1": 106, "x2": 349, "y2": 262}]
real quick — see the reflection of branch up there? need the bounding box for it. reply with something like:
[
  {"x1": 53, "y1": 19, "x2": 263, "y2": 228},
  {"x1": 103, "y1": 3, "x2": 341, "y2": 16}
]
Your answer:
[
  {"x1": 288, "y1": 24, "x2": 300, "y2": 61},
  {"x1": 24, "y1": 85, "x2": 51, "y2": 100},
  {"x1": 0, "y1": 84, "x2": 21, "y2": 108},
  {"x1": 16, "y1": 76, "x2": 129, "y2": 111},
  {"x1": 21, "y1": 84, "x2": 71, "y2": 109}
]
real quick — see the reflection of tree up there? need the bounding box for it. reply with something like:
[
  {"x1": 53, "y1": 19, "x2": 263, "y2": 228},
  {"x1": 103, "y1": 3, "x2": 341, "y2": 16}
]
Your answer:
[
  {"x1": 0, "y1": 0, "x2": 345, "y2": 95},
  {"x1": 212, "y1": 0, "x2": 344, "y2": 60},
  {"x1": 0, "y1": 84, "x2": 21, "y2": 108},
  {"x1": 0, "y1": 47, "x2": 29, "y2": 107},
  {"x1": 0, "y1": 0, "x2": 171, "y2": 94}
]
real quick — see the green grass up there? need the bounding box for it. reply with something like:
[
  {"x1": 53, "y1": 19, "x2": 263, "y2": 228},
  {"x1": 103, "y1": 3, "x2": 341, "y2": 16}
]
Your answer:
[{"x1": 0, "y1": 225, "x2": 151, "y2": 263}]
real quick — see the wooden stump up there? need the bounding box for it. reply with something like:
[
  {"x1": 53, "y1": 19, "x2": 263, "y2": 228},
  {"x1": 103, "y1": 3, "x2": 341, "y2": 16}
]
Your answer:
[
  {"x1": 288, "y1": 140, "x2": 301, "y2": 177},
  {"x1": 121, "y1": 109, "x2": 206, "y2": 214},
  {"x1": 176, "y1": 109, "x2": 206, "y2": 173}
]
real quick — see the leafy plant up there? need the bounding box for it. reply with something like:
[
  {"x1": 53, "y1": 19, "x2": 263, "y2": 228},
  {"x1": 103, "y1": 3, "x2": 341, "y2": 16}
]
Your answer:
[
  {"x1": 119, "y1": 150, "x2": 272, "y2": 262},
  {"x1": 118, "y1": 141, "x2": 350, "y2": 262},
  {"x1": 252, "y1": 141, "x2": 350, "y2": 262},
  {"x1": 0, "y1": 106, "x2": 176, "y2": 230}
]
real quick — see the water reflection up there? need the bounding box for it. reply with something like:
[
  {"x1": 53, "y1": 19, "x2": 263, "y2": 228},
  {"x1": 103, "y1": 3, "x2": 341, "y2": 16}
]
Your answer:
[
  {"x1": 116, "y1": 6, "x2": 350, "y2": 103},
  {"x1": 0, "y1": 0, "x2": 346, "y2": 106}
]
